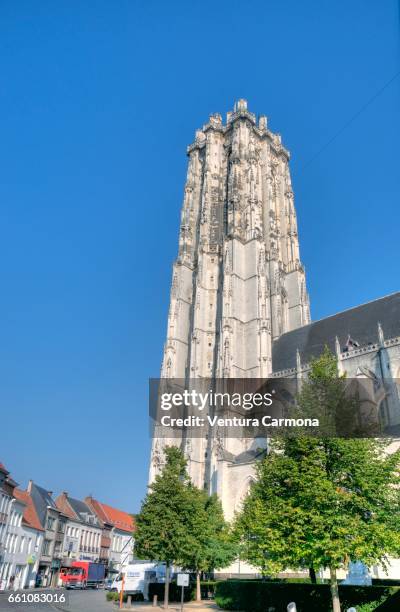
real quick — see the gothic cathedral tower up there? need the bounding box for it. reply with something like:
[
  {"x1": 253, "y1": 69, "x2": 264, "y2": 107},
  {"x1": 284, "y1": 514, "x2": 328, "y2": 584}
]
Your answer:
[{"x1": 150, "y1": 101, "x2": 310, "y2": 511}]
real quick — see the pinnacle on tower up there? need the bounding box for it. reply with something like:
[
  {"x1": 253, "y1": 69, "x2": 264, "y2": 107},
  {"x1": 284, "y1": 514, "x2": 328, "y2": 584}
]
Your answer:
[{"x1": 234, "y1": 98, "x2": 248, "y2": 111}]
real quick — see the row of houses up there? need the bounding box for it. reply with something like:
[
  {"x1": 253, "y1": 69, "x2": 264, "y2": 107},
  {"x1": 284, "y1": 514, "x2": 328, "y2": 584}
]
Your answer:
[{"x1": 0, "y1": 462, "x2": 135, "y2": 590}]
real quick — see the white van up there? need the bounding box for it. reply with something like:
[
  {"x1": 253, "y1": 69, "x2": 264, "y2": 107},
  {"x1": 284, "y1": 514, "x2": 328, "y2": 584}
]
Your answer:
[{"x1": 111, "y1": 562, "x2": 178, "y2": 599}]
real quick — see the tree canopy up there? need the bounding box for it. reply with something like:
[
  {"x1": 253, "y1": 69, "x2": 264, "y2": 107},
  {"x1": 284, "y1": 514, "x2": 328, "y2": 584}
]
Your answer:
[
  {"x1": 135, "y1": 446, "x2": 197, "y2": 566},
  {"x1": 183, "y1": 488, "x2": 237, "y2": 600},
  {"x1": 235, "y1": 349, "x2": 400, "y2": 612},
  {"x1": 135, "y1": 445, "x2": 236, "y2": 604}
]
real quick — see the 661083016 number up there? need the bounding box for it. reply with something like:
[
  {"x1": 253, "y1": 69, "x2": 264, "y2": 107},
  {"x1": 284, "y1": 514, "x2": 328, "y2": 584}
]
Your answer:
[{"x1": 7, "y1": 591, "x2": 67, "y2": 604}]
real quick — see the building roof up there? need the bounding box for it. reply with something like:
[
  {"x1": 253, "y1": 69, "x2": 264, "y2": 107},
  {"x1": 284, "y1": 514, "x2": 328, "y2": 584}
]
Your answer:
[
  {"x1": 29, "y1": 483, "x2": 58, "y2": 528},
  {"x1": 13, "y1": 489, "x2": 44, "y2": 532},
  {"x1": 84, "y1": 497, "x2": 111, "y2": 526},
  {"x1": 87, "y1": 497, "x2": 135, "y2": 533},
  {"x1": 54, "y1": 493, "x2": 76, "y2": 520},
  {"x1": 67, "y1": 496, "x2": 94, "y2": 521},
  {"x1": 99, "y1": 502, "x2": 135, "y2": 533},
  {"x1": 55, "y1": 492, "x2": 101, "y2": 526},
  {"x1": 0, "y1": 462, "x2": 9, "y2": 474},
  {"x1": 272, "y1": 292, "x2": 400, "y2": 372},
  {"x1": 0, "y1": 462, "x2": 18, "y2": 490}
]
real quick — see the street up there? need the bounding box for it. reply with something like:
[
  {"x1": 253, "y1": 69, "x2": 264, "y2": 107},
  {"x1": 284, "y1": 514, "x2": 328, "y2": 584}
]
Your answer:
[
  {"x1": 0, "y1": 590, "x2": 220, "y2": 612},
  {"x1": 0, "y1": 590, "x2": 113, "y2": 612}
]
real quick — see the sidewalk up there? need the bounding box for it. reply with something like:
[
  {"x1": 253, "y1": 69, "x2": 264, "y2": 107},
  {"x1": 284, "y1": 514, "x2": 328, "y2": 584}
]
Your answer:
[{"x1": 120, "y1": 602, "x2": 219, "y2": 611}]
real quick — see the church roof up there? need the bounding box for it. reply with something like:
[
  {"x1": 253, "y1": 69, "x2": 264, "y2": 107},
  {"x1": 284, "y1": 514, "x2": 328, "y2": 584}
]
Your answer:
[{"x1": 272, "y1": 292, "x2": 400, "y2": 372}]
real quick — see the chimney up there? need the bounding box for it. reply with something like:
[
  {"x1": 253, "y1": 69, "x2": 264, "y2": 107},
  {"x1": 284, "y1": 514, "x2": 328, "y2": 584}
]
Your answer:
[{"x1": 27, "y1": 480, "x2": 33, "y2": 493}]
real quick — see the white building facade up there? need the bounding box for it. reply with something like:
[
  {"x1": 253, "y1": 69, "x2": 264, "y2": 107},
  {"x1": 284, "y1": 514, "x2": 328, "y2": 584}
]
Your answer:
[
  {"x1": 55, "y1": 493, "x2": 102, "y2": 563},
  {"x1": 110, "y1": 528, "x2": 134, "y2": 570},
  {"x1": 0, "y1": 496, "x2": 25, "y2": 590},
  {"x1": 18, "y1": 526, "x2": 43, "y2": 589},
  {"x1": 0, "y1": 467, "x2": 15, "y2": 589},
  {"x1": 0, "y1": 486, "x2": 44, "y2": 590},
  {"x1": 62, "y1": 519, "x2": 82, "y2": 561}
]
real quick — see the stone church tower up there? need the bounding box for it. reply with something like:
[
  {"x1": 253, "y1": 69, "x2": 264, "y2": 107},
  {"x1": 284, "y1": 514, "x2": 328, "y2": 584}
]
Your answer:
[
  {"x1": 150, "y1": 100, "x2": 310, "y2": 512},
  {"x1": 149, "y1": 100, "x2": 400, "y2": 575},
  {"x1": 162, "y1": 99, "x2": 309, "y2": 383}
]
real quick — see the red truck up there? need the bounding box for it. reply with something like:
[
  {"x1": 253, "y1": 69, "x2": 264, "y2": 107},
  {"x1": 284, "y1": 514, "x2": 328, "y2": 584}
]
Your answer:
[{"x1": 60, "y1": 561, "x2": 105, "y2": 589}]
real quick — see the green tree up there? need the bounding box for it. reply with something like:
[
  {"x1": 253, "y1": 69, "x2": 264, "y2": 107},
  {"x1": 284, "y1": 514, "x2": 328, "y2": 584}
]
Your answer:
[
  {"x1": 235, "y1": 350, "x2": 400, "y2": 612},
  {"x1": 134, "y1": 446, "x2": 199, "y2": 608},
  {"x1": 293, "y1": 347, "x2": 378, "y2": 438},
  {"x1": 184, "y1": 489, "x2": 237, "y2": 601},
  {"x1": 135, "y1": 446, "x2": 236, "y2": 607}
]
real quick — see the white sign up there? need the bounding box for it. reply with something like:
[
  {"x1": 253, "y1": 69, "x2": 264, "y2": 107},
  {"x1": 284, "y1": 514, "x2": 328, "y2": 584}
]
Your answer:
[{"x1": 177, "y1": 573, "x2": 189, "y2": 587}]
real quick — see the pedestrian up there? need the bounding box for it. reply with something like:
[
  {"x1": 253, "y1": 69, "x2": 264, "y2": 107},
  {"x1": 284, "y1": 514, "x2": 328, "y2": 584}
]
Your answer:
[{"x1": 9, "y1": 575, "x2": 15, "y2": 591}]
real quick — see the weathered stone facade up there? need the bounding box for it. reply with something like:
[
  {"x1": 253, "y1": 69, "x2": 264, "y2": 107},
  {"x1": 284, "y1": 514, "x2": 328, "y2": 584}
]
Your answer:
[
  {"x1": 161, "y1": 99, "x2": 309, "y2": 387},
  {"x1": 151, "y1": 100, "x2": 310, "y2": 493},
  {"x1": 150, "y1": 101, "x2": 400, "y2": 535}
]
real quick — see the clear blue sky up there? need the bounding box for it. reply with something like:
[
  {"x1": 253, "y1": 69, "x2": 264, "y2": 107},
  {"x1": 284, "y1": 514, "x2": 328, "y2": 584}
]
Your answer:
[{"x1": 0, "y1": 1, "x2": 399, "y2": 513}]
